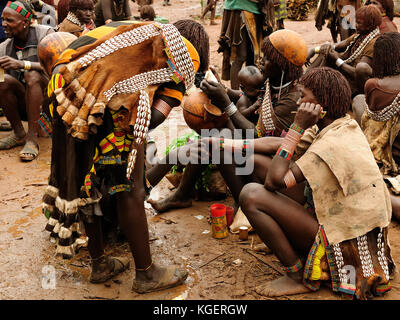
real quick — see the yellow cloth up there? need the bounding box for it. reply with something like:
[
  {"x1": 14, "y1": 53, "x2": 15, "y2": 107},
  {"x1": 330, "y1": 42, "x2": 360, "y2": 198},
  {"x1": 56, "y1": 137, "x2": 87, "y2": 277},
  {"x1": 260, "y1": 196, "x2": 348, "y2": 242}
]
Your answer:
[{"x1": 296, "y1": 115, "x2": 392, "y2": 245}]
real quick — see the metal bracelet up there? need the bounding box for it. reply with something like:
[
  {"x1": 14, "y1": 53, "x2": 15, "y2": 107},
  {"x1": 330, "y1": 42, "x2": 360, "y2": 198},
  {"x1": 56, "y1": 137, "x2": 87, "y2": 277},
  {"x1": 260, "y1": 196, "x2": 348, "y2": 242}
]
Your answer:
[
  {"x1": 335, "y1": 58, "x2": 345, "y2": 68},
  {"x1": 225, "y1": 102, "x2": 238, "y2": 117}
]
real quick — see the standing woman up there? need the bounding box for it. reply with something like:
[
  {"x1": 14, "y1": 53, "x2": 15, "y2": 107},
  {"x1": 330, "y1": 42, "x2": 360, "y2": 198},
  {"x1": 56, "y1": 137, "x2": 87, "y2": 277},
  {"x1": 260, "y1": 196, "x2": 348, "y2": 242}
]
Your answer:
[
  {"x1": 240, "y1": 67, "x2": 394, "y2": 300},
  {"x1": 94, "y1": 0, "x2": 131, "y2": 27},
  {"x1": 57, "y1": 0, "x2": 96, "y2": 37}
]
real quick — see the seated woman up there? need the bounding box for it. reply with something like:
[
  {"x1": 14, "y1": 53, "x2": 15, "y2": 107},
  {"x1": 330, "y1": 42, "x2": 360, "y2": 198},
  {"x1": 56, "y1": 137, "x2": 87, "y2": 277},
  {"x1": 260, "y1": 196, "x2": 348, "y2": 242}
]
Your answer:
[
  {"x1": 365, "y1": 0, "x2": 398, "y2": 33},
  {"x1": 94, "y1": 0, "x2": 132, "y2": 27},
  {"x1": 239, "y1": 66, "x2": 394, "y2": 300},
  {"x1": 147, "y1": 29, "x2": 307, "y2": 213},
  {"x1": 307, "y1": 5, "x2": 382, "y2": 97},
  {"x1": 0, "y1": 1, "x2": 54, "y2": 161},
  {"x1": 57, "y1": 0, "x2": 96, "y2": 37},
  {"x1": 361, "y1": 32, "x2": 400, "y2": 222}
]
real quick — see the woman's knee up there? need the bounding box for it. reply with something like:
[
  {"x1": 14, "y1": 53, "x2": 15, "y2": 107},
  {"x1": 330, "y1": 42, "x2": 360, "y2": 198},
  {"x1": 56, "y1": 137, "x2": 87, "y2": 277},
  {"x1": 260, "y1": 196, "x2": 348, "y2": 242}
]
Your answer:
[
  {"x1": 239, "y1": 182, "x2": 265, "y2": 212},
  {"x1": 0, "y1": 74, "x2": 21, "y2": 93},
  {"x1": 24, "y1": 70, "x2": 44, "y2": 88}
]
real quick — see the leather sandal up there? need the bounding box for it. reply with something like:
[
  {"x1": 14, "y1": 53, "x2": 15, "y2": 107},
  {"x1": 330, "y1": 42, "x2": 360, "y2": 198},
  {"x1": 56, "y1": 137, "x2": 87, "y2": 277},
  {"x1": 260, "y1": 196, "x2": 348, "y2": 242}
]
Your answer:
[
  {"x1": 132, "y1": 266, "x2": 188, "y2": 294},
  {"x1": 89, "y1": 256, "x2": 130, "y2": 283}
]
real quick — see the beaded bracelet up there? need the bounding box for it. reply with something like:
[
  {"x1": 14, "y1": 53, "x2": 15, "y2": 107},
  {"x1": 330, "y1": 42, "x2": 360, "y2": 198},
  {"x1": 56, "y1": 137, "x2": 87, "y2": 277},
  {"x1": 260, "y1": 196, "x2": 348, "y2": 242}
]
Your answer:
[
  {"x1": 242, "y1": 139, "x2": 250, "y2": 155},
  {"x1": 219, "y1": 137, "x2": 224, "y2": 150},
  {"x1": 275, "y1": 125, "x2": 304, "y2": 160},
  {"x1": 276, "y1": 147, "x2": 292, "y2": 160},
  {"x1": 289, "y1": 123, "x2": 305, "y2": 135},
  {"x1": 282, "y1": 259, "x2": 303, "y2": 273}
]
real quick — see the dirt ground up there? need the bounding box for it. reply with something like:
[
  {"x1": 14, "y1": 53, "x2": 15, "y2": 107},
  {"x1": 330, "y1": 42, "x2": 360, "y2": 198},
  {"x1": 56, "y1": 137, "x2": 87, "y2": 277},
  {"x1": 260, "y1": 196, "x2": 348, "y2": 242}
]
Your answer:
[{"x1": 1, "y1": 0, "x2": 400, "y2": 301}]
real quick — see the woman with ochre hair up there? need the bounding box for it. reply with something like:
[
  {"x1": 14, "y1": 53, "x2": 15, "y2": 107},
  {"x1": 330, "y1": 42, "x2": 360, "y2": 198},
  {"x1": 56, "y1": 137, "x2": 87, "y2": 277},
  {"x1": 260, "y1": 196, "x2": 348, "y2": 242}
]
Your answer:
[
  {"x1": 57, "y1": 0, "x2": 96, "y2": 37},
  {"x1": 307, "y1": 5, "x2": 383, "y2": 97},
  {"x1": 365, "y1": 0, "x2": 398, "y2": 33},
  {"x1": 361, "y1": 32, "x2": 400, "y2": 222},
  {"x1": 239, "y1": 67, "x2": 394, "y2": 299}
]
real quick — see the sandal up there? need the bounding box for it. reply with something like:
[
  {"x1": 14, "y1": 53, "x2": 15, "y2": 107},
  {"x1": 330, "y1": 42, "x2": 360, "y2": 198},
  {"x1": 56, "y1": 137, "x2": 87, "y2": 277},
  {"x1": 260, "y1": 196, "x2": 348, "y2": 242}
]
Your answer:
[
  {"x1": 19, "y1": 140, "x2": 39, "y2": 162},
  {"x1": 132, "y1": 266, "x2": 188, "y2": 294},
  {"x1": 89, "y1": 256, "x2": 130, "y2": 284},
  {"x1": 0, "y1": 132, "x2": 25, "y2": 150},
  {"x1": 0, "y1": 121, "x2": 12, "y2": 131}
]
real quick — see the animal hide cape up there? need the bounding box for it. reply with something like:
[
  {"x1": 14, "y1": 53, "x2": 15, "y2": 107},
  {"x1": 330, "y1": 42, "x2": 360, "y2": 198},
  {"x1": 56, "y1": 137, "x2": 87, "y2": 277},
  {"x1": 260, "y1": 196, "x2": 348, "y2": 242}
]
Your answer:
[{"x1": 54, "y1": 21, "x2": 194, "y2": 141}]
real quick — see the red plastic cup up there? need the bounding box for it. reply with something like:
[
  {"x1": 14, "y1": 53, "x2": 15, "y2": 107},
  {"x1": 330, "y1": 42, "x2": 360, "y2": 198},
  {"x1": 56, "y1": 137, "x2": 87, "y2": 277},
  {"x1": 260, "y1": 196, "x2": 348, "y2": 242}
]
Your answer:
[
  {"x1": 225, "y1": 206, "x2": 234, "y2": 227},
  {"x1": 210, "y1": 204, "x2": 226, "y2": 217}
]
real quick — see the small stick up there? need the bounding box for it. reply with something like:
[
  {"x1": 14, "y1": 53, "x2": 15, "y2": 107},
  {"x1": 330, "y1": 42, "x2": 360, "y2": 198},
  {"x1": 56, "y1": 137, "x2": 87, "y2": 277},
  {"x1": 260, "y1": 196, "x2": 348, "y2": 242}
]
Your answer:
[
  {"x1": 197, "y1": 252, "x2": 225, "y2": 270},
  {"x1": 243, "y1": 248, "x2": 284, "y2": 276},
  {"x1": 159, "y1": 217, "x2": 177, "y2": 224}
]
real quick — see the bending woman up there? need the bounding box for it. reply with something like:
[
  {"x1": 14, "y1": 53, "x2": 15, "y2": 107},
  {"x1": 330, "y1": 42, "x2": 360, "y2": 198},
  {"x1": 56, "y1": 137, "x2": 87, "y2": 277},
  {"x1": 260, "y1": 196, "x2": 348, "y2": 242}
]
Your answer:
[{"x1": 239, "y1": 67, "x2": 394, "y2": 300}]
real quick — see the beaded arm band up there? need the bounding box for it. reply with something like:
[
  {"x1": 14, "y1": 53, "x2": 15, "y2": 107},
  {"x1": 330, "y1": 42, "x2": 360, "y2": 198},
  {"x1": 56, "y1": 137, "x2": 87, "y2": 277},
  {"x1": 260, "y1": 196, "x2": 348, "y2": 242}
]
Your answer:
[
  {"x1": 275, "y1": 124, "x2": 304, "y2": 160},
  {"x1": 6, "y1": 1, "x2": 32, "y2": 21}
]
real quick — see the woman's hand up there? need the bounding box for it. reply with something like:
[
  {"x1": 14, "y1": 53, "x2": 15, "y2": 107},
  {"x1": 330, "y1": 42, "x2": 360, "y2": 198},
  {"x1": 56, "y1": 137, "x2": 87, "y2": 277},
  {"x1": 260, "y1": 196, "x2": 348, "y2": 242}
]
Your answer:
[
  {"x1": 328, "y1": 48, "x2": 340, "y2": 62},
  {"x1": 294, "y1": 102, "x2": 322, "y2": 130},
  {"x1": 0, "y1": 56, "x2": 24, "y2": 71},
  {"x1": 200, "y1": 79, "x2": 231, "y2": 110}
]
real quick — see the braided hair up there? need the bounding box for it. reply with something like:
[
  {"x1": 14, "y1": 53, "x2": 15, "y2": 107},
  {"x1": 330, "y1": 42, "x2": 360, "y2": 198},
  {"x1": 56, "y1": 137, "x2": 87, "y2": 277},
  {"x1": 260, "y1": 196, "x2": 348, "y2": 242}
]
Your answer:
[
  {"x1": 299, "y1": 67, "x2": 352, "y2": 120},
  {"x1": 373, "y1": 32, "x2": 400, "y2": 78},
  {"x1": 173, "y1": 19, "x2": 210, "y2": 73}
]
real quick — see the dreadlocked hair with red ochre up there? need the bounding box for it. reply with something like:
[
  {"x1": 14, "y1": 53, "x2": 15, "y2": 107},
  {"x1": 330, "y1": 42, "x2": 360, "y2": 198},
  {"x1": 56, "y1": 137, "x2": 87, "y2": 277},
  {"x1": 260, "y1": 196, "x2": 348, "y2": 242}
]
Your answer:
[
  {"x1": 366, "y1": 0, "x2": 394, "y2": 21},
  {"x1": 57, "y1": 0, "x2": 70, "y2": 24},
  {"x1": 299, "y1": 67, "x2": 352, "y2": 120},
  {"x1": 373, "y1": 32, "x2": 400, "y2": 78},
  {"x1": 261, "y1": 36, "x2": 304, "y2": 83},
  {"x1": 356, "y1": 5, "x2": 382, "y2": 32},
  {"x1": 173, "y1": 19, "x2": 210, "y2": 73}
]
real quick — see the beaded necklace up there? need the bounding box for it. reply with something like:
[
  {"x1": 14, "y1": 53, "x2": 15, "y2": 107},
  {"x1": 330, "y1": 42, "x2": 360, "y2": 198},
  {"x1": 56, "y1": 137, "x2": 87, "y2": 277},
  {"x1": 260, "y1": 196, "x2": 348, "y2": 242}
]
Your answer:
[
  {"x1": 66, "y1": 11, "x2": 85, "y2": 29},
  {"x1": 256, "y1": 78, "x2": 293, "y2": 137},
  {"x1": 342, "y1": 28, "x2": 379, "y2": 65},
  {"x1": 366, "y1": 90, "x2": 400, "y2": 122}
]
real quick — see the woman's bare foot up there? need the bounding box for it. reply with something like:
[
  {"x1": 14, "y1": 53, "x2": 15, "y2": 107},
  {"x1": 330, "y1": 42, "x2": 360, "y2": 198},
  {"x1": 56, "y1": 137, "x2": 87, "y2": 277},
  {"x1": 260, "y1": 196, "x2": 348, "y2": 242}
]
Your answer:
[
  {"x1": 147, "y1": 193, "x2": 192, "y2": 213},
  {"x1": 255, "y1": 274, "x2": 311, "y2": 297}
]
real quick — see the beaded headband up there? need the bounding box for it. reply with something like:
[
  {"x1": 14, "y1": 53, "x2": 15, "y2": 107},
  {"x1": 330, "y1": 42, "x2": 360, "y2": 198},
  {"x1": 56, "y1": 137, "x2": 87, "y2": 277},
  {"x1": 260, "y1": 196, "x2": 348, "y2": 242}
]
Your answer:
[{"x1": 6, "y1": 1, "x2": 32, "y2": 21}]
